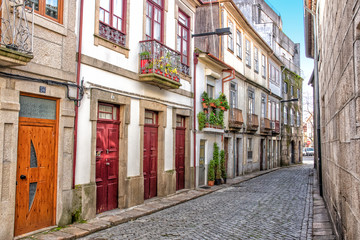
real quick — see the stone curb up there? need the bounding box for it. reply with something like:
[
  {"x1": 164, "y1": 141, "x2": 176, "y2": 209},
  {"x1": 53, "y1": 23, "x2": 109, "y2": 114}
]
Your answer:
[{"x1": 19, "y1": 167, "x2": 282, "y2": 240}]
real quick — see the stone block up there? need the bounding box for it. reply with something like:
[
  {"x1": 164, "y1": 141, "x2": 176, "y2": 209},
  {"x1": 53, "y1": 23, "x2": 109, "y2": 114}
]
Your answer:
[
  {"x1": 60, "y1": 227, "x2": 89, "y2": 238},
  {"x1": 32, "y1": 37, "x2": 62, "y2": 69}
]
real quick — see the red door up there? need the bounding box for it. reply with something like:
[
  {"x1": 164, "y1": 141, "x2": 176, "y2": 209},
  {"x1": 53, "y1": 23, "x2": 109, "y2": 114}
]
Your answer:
[
  {"x1": 96, "y1": 104, "x2": 120, "y2": 213},
  {"x1": 144, "y1": 111, "x2": 158, "y2": 200},
  {"x1": 175, "y1": 116, "x2": 185, "y2": 191}
]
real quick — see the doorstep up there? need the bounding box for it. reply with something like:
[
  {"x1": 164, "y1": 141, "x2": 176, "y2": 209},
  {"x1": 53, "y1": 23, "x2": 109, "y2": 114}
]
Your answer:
[{"x1": 19, "y1": 167, "x2": 280, "y2": 240}]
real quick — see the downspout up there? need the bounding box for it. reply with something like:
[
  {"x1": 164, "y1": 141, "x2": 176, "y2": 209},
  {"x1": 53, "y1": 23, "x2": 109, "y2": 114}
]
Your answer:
[
  {"x1": 73, "y1": 0, "x2": 84, "y2": 188},
  {"x1": 193, "y1": 52, "x2": 199, "y2": 188}
]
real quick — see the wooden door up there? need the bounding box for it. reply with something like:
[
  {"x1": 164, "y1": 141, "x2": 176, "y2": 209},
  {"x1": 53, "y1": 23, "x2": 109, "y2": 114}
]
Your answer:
[
  {"x1": 198, "y1": 140, "x2": 205, "y2": 186},
  {"x1": 15, "y1": 95, "x2": 57, "y2": 236},
  {"x1": 143, "y1": 111, "x2": 158, "y2": 200},
  {"x1": 96, "y1": 104, "x2": 120, "y2": 213},
  {"x1": 260, "y1": 139, "x2": 265, "y2": 170},
  {"x1": 175, "y1": 116, "x2": 185, "y2": 191}
]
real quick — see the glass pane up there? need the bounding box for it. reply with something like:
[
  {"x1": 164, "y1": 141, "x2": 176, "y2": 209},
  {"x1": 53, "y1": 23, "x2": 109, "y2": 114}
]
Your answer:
[
  {"x1": 145, "y1": 111, "x2": 153, "y2": 119},
  {"x1": 113, "y1": 108, "x2": 117, "y2": 120},
  {"x1": 99, "y1": 9, "x2": 105, "y2": 22},
  {"x1": 99, "y1": 105, "x2": 112, "y2": 113},
  {"x1": 26, "y1": 0, "x2": 39, "y2": 11},
  {"x1": 113, "y1": 0, "x2": 123, "y2": 18},
  {"x1": 30, "y1": 140, "x2": 38, "y2": 168},
  {"x1": 153, "y1": 0, "x2": 162, "y2": 7},
  {"x1": 178, "y1": 12, "x2": 188, "y2": 26},
  {"x1": 100, "y1": 0, "x2": 110, "y2": 11},
  {"x1": 177, "y1": 35, "x2": 181, "y2": 51},
  {"x1": 45, "y1": 0, "x2": 59, "y2": 19},
  {"x1": 146, "y1": 17, "x2": 152, "y2": 37},
  {"x1": 183, "y1": 29, "x2": 187, "y2": 40},
  {"x1": 154, "y1": 22, "x2": 161, "y2": 41},
  {"x1": 29, "y1": 182, "x2": 37, "y2": 210},
  {"x1": 99, "y1": 112, "x2": 112, "y2": 120},
  {"x1": 20, "y1": 96, "x2": 56, "y2": 120},
  {"x1": 182, "y1": 40, "x2": 187, "y2": 55}
]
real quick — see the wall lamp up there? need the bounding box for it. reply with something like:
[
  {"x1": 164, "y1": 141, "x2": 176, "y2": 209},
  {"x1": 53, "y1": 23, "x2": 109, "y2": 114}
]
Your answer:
[
  {"x1": 281, "y1": 98, "x2": 298, "y2": 103},
  {"x1": 192, "y1": 27, "x2": 232, "y2": 38}
]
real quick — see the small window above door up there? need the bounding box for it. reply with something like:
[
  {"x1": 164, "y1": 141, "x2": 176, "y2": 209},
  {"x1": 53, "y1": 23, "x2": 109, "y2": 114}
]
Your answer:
[{"x1": 98, "y1": 103, "x2": 118, "y2": 120}]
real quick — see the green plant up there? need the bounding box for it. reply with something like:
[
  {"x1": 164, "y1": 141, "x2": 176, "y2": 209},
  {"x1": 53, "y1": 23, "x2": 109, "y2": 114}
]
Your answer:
[
  {"x1": 214, "y1": 98, "x2": 221, "y2": 108},
  {"x1": 201, "y1": 91, "x2": 210, "y2": 105},
  {"x1": 213, "y1": 142, "x2": 219, "y2": 169},
  {"x1": 220, "y1": 150, "x2": 227, "y2": 179},
  {"x1": 208, "y1": 159, "x2": 215, "y2": 181},
  {"x1": 219, "y1": 92, "x2": 230, "y2": 109},
  {"x1": 209, "y1": 112, "x2": 217, "y2": 125},
  {"x1": 217, "y1": 110, "x2": 224, "y2": 127},
  {"x1": 140, "y1": 51, "x2": 150, "y2": 57},
  {"x1": 197, "y1": 112, "x2": 207, "y2": 130}
]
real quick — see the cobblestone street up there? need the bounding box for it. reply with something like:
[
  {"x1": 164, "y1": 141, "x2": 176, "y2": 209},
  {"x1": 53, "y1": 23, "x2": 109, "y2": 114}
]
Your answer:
[{"x1": 81, "y1": 164, "x2": 313, "y2": 240}]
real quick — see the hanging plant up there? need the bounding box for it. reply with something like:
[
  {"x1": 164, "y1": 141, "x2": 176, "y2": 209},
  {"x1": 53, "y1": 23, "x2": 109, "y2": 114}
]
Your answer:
[{"x1": 197, "y1": 112, "x2": 207, "y2": 130}]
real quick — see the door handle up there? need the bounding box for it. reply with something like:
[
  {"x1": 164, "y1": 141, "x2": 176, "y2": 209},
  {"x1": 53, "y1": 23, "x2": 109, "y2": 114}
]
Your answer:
[{"x1": 20, "y1": 175, "x2": 26, "y2": 180}]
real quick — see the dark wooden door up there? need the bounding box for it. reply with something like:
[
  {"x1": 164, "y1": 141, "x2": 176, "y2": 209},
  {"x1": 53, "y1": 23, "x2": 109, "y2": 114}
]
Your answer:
[
  {"x1": 260, "y1": 139, "x2": 265, "y2": 170},
  {"x1": 144, "y1": 111, "x2": 158, "y2": 200},
  {"x1": 96, "y1": 104, "x2": 119, "y2": 213},
  {"x1": 15, "y1": 121, "x2": 56, "y2": 236},
  {"x1": 198, "y1": 140, "x2": 205, "y2": 186},
  {"x1": 175, "y1": 128, "x2": 185, "y2": 191}
]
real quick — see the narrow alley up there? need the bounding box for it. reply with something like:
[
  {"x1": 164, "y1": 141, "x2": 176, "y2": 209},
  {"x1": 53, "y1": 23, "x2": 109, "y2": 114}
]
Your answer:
[{"x1": 81, "y1": 163, "x2": 314, "y2": 240}]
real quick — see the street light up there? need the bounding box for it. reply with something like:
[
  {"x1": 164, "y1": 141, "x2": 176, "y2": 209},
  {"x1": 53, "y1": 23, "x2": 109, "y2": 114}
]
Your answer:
[
  {"x1": 281, "y1": 98, "x2": 298, "y2": 103},
  {"x1": 192, "y1": 27, "x2": 232, "y2": 38}
]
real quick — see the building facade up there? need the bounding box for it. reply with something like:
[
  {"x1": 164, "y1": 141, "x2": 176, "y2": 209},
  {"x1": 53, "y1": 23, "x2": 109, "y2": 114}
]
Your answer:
[
  {"x1": 0, "y1": 0, "x2": 78, "y2": 238},
  {"x1": 305, "y1": 0, "x2": 360, "y2": 239},
  {"x1": 74, "y1": 0, "x2": 200, "y2": 221},
  {"x1": 194, "y1": 0, "x2": 282, "y2": 185},
  {"x1": 235, "y1": 0, "x2": 303, "y2": 166}
]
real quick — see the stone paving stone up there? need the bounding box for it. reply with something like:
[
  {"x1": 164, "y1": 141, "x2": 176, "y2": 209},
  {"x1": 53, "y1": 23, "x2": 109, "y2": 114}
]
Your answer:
[
  {"x1": 80, "y1": 165, "x2": 314, "y2": 240},
  {"x1": 72, "y1": 223, "x2": 107, "y2": 233},
  {"x1": 60, "y1": 227, "x2": 89, "y2": 238},
  {"x1": 37, "y1": 231, "x2": 75, "y2": 240}
]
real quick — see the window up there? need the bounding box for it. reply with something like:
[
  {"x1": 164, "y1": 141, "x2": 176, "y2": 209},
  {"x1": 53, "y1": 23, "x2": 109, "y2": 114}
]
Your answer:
[
  {"x1": 268, "y1": 100, "x2": 271, "y2": 119},
  {"x1": 146, "y1": 0, "x2": 164, "y2": 42},
  {"x1": 247, "y1": 138, "x2": 253, "y2": 160},
  {"x1": 272, "y1": 101, "x2": 276, "y2": 121},
  {"x1": 261, "y1": 54, "x2": 266, "y2": 78},
  {"x1": 261, "y1": 96, "x2": 266, "y2": 118},
  {"x1": 207, "y1": 84, "x2": 214, "y2": 99},
  {"x1": 236, "y1": 30, "x2": 242, "y2": 58},
  {"x1": 228, "y1": 20, "x2": 234, "y2": 52},
  {"x1": 284, "y1": 106, "x2": 288, "y2": 125},
  {"x1": 99, "y1": 0, "x2": 127, "y2": 46},
  {"x1": 297, "y1": 111, "x2": 300, "y2": 127},
  {"x1": 145, "y1": 110, "x2": 158, "y2": 125},
  {"x1": 176, "y1": 115, "x2": 185, "y2": 127},
  {"x1": 98, "y1": 103, "x2": 118, "y2": 121},
  {"x1": 245, "y1": 39, "x2": 251, "y2": 67},
  {"x1": 230, "y1": 83, "x2": 237, "y2": 109},
  {"x1": 276, "y1": 103, "x2": 279, "y2": 121},
  {"x1": 297, "y1": 89, "x2": 301, "y2": 98},
  {"x1": 26, "y1": 0, "x2": 63, "y2": 23},
  {"x1": 283, "y1": 82, "x2": 288, "y2": 93},
  {"x1": 254, "y1": 47, "x2": 259, "y2": 72},
  {"x1": 177, "y1": 11, "x2": 190, "y2": 66},
  {"x1": 291, "y1": 85, "x2": 294, "y2": 96},
  {"x1": 207, "y1": 76, "x2": 215, "y2": 99},
  {"x1": 275, "y1": 69, "x2": 280, "y2": 85},
  {"x1": 248, "y1": 90, "x2": 255, "y2": 115},
  {"x1": 290, "y1": 108, "x2": 295, "y2": 126}
]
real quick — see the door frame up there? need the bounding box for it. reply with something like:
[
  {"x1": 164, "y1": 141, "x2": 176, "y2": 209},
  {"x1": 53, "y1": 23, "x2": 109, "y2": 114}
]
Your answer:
[{"x1": 15, "y1": 93, "x2": 59, "y2": 235}]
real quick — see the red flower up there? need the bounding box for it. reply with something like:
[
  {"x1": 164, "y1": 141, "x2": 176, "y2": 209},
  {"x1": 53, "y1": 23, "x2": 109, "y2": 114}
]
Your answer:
[{"x1": 202, "y1": 98, "x2": 204, "y2": 101}]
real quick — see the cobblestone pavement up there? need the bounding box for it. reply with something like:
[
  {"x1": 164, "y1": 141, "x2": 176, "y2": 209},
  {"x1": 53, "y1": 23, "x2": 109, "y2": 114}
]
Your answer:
[{"x1": 80, "y1": 164, "x2": 313, "y2": 240}]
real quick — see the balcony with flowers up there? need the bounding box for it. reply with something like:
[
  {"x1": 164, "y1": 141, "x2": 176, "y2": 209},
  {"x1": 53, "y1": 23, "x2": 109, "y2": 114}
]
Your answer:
[
  {"x1": 197, "y1": 92, "x2": 229, "y2": 132},
  {"x1": 139, "y1": 40, "x2": 182, "y2": 90}
]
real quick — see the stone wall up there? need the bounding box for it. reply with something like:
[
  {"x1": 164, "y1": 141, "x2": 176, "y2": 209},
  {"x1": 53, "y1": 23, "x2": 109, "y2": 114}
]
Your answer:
[{"x1": 316, "y1": 0, "x2": 360, "y2": 238}]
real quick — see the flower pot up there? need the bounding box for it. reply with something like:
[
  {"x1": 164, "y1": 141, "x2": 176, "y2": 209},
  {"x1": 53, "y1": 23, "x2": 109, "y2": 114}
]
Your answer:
[
  {"x1": 208, "y1": 180, "x2": 214, "y2": 186},
  {"x1": 210, "y1": 103, "x2": 216, "y2": 108},
  {"x1": 215, "y1": 179, "x2": 221, "y2": 185},
  {"x1": 202, "y1": 102, "x2": 208, "y2": 109},
  {"x1": 221, "y1": 106, "x2": 226, "y2": 111},
  {"x1": 140, "y1": 59, "x2": 149, "y2": 68},
  {"x1": 205, "y1": 123, "x2": 210, "y2": 128}
]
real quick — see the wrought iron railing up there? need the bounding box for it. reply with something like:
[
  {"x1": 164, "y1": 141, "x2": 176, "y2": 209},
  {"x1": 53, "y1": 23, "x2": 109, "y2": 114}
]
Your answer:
[
  {"x1": 99, "y1": 22, "x2": 126, "y2": 47},
  {"x1": 0, "y1": 0, "x2": 34, "y2": 54},
  {"x1": 180, "y1": 62, "x2": 190, "y2": 76},
  {"x1": 247, "y1": 113, "x2": 259, "y2": 130},
  {"x1": 139, "y1": 39, "x2": 181, "y2": 82},
  {"x1": 229, "y1": 108, "x2": 243, "y2": 128}
]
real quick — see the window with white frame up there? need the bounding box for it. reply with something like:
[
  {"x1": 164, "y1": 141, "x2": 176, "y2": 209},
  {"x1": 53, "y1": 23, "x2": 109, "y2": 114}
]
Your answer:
[
  {"x1": 276, "y1": 103, "x2": 279, "y2": 121},
  {"x1": 177, "y1": 10, "x2": 190, "y2": 67},
  {"x1": 230, "y1": 82, "x2": 237, "y2": 109},
  {"x1": 284, "y1": 106, "x2": 288, "y2": 125},
  {"x1": 236, "y1": 30, "x2": 242, "y2": 58},
  {"x1": 207, "y1": 76, "x2": 215, "y2": 99},
  {"x1": 248, "y1": 90, "x2": 255, "y2": 115},
  {"x1": 228, "y1": 20, "x2": 234, "y2": 52},
  {"x1": 247, "y1": 138, "x2": 253, "y2": 160},
  {"x1": 272, "y1": 101, "x2": 276, "y2": 121},
  {"x1": 290, "y1": 108, "x2": 295, "y2": 126},
  {"x1": 261, "y1": 96, "x2": 266, "y2": 118},
  {"x1": 245, "y1": 39, "x2": 251, "y2": 67},
  {"x1": 254, "y1": 47, "x2": 259, "y2": 72},
  {"x1": 275, "y1": 69, "x2": 280, "y2": 85},
  {"x1": 262, "y1": 54, "x2": 266, "y2": 78}
]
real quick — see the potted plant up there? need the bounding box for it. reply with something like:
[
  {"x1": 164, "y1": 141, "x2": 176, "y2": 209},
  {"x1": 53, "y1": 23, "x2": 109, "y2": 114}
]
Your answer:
[
  {"x1": 209, "y1": 99, "x2": 216, "y2": 108},
  {"x1": 220, "y1": 150, "x2": 227, "y2": 184},
  {"x1": 207, "y1": 159, "x2": 215, "y2": 186},
  {"x1": 140, "y1": 51, "x2": 151, "y2": 70},
  {"x1": 217, "y1": 110, "x2": 224, "y2": 129},
  {"x1": 219, "y1": 92, "x2": 230, "y2": 111},
  {"x1": 197, "y1": 112, "x2": 207, "y2": 130},
  {"x1": 201, "y1": 92, "x2": 209, "y2": 109},
  {"x1": 213, "y1": 143, "x2": 221, "y2": 185},
  {"x1": 209, "y1": 112, "x2": 217, "y2": 128}
]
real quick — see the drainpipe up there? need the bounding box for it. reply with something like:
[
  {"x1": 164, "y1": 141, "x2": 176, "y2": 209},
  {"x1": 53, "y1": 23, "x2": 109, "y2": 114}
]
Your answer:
[
  {"x1": 193, "y1": 52, "x2": 199, "y2": 189},
  {"x1": 73, "y1": 0, "x2": 84, "y2": 188}
]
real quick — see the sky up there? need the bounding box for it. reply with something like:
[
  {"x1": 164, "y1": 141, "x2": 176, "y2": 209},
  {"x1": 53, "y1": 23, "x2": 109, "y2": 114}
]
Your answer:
[{"x1": 265, "y1": 0, "x2": 314, "y2": 117}]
